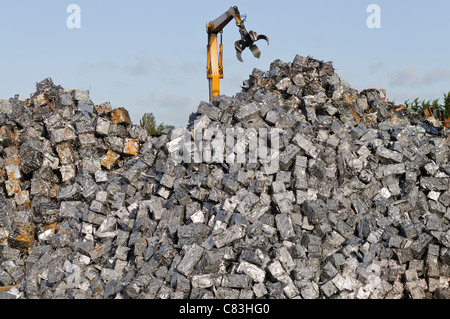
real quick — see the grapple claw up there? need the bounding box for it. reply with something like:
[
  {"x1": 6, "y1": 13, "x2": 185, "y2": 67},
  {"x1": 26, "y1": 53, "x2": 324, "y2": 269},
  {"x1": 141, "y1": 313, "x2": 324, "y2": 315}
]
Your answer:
[{"x1": 234, "y1": 21, "x2": 268, "y2": 62}]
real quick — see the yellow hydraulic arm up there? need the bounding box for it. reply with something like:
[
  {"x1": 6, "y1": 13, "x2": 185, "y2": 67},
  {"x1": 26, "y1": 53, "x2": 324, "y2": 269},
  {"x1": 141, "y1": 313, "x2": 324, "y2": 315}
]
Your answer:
[{"x1": 206, "y1": 6, "x2": 268, "y2": 101}]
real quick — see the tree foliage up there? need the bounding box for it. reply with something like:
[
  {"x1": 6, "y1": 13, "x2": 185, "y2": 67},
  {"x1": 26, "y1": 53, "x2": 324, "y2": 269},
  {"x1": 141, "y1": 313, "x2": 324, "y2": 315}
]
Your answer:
[
  {"x1": 405, "y1": 94, "x2": 450, "y2": 115},
  {"x1": 140, "y1": 112, "x2": 165, "y2": 136},
  {"x1": 444, "y1": 91, "x2": 450, "y2": 117},
  {"x1": 405, "y1": 97, "x2": 422, "y2": 112}
]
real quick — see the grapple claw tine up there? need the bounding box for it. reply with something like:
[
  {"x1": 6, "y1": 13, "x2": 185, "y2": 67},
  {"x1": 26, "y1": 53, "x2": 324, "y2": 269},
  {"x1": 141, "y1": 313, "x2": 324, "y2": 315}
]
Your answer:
[
  {"x1": 257, "y1": 34, "x2": 269, "y2": 45},
  {"x1": 235, "y1": 40, "x2": 245, "y2": 62},
  {"x1": 249, "y1": 30, "x2": 258, "y2": 42},
  {"x1": 250, "y1": 44, "x2": 261, "y2": 59},
  {"x1": 235, "y1": 40, "x2": 243, "y2": 53},
  {"x1": 236, "y1": 50, "x2": 243, "y2": 63}
]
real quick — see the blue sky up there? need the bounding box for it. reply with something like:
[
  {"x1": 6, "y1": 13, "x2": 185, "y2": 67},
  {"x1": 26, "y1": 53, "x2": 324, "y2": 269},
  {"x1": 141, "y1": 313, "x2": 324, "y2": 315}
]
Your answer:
[{"x1": 1, "y1": 0, "x2": 450, "y2": 127}]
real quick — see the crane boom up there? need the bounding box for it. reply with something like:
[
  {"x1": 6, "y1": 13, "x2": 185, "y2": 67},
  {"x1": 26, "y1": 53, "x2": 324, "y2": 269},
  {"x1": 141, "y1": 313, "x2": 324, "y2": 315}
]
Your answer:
[
  {"x1": 208, "y1": 6, "x2": 243, "y2": 33},
  {"x1": 206, "y1": 6, "x2": 268, "y2": 101}
]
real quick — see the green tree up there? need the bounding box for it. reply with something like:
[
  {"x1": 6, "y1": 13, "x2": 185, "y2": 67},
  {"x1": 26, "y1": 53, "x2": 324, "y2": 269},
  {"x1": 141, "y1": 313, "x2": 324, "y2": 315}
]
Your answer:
[
  {"x1": 420, "y1": 99, "x2": 432, "y2": 111},
  {"x1": 140, "y1": 112, "x2": 165, "y2": 136},
  {"x1": 404, "y1": 99, "x2": 412, "y2": 111},
  {"x1": 410, "y1": 97, "x2": 421, "y2": 112},
  {"x1": 431, "y1": 98, "x2": 440, "y2": 109},
  {"x1": 444, "y1": 91, "x2": 450, "y2": 117}
]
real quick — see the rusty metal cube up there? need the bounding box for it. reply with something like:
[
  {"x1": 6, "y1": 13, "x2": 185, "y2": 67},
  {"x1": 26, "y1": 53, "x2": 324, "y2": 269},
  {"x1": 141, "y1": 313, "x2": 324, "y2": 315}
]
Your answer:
[
  {"x1": 7, "y1": 210, "x2": 35, "y2": 252},
  {"x1": 5, "y1": 179, "x2": 21, "y2": 196},
  {"x1": 111, "y1": 107, "x2": 132, "y2": 125},
  {"x1": 101, "y1": 150, "x2": 121, "y2": 170},
  {"x1": 96, "y1": 102, "x2": 112, "y2": 116},
  {"x1": 56, "y1": 142, "x2": 76, "y2": 165},
  {"x1": 123, "y1": 138, "x2": 140, "y2": 155}
]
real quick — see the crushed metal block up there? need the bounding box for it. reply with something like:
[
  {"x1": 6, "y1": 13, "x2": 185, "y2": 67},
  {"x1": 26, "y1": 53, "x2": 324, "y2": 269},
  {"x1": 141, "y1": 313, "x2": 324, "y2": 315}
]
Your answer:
[
  {"x1": 51, "y1": 126, "x2": 77, "y2": 144},
  {"x1": 101, "y1": 150, "x2": 121, "y2": 170},
  {"x1": 111, "y1": 108, "x2": 132, "y2": 125},
  {"x1": 123, "y1": 138, "x2": 140, "y2": 156},
  {"x1": 56, "y1": 142, "x2": 76, "y2": 165},
  {"x1": 7, "y1": 210, "x2": 35, "y2": 252}
]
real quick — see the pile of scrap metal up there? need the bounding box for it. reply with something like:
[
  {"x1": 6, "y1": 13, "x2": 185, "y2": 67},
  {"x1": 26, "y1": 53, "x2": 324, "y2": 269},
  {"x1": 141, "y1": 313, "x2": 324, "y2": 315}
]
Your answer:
[{"x1": 1, "y1": 55, "x2": 449, "y2": 299}]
